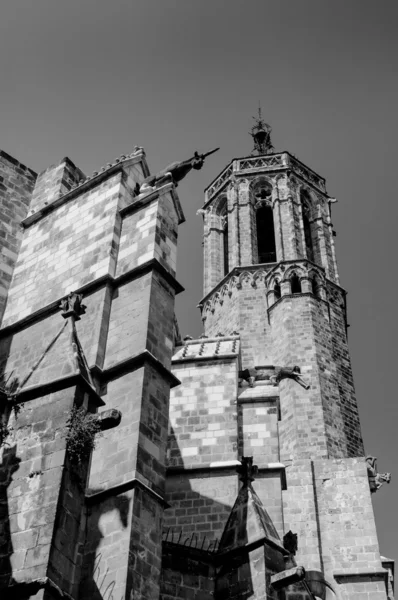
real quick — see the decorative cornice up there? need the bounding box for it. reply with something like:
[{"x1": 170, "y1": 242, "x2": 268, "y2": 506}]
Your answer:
[
  {"x1": 203, "y1": 152, "x2": 327, "y2": 206},
  {"x1": 200, "y1": 259, "x2": 347, "y2": 319}
]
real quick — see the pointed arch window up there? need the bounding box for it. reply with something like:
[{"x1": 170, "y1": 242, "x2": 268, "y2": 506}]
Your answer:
[
  {"x1": 219, "y1": 199, "x2": 229, "y2": 276},
  {"x1": 301, "y1": 190, "x2": 314, "y2": 262},
  {"x1": 291, "y1": 273, "x2": 302, "y2": 294},
  {"x1": 255, "y1": 183, "x2": 276, "y2": 264},
  {"x1": 222, "y1": 216, "x2": 229, "y2": 275},
  {"x1": 274, "y1": 280, "x2": 281, "y2": 300}
]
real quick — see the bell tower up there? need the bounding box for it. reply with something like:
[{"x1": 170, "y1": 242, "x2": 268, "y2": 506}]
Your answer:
[
  {"x1": 165, "y1": 117, "x2": 393, "y2": 599},
  {"x1": 199, "y1": 115, "x2": 360, "y2": 461}
]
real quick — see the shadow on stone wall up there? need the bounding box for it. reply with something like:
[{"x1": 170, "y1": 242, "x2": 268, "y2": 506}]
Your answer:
[
  {"x1": 162, "y1": 428, "x2": 256, "y2": 600},
  {"x1": 0, "y1": 445, "x2": 21, "y2": 587},
  {"x1": 79, "y1": 492, "x2": 130, "y2": 600}
]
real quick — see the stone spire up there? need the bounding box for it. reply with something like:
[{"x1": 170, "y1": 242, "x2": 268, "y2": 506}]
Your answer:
[{"x1": 218, "y1": 457, "x2": 283, "y2": 554}]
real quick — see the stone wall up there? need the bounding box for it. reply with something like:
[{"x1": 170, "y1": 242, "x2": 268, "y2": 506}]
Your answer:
[
  {"x1": 283, "y1": 458, "x2": 389, "y2": 599},
  {"x1": 160, "y1": 545, "x2": 215, "y2": 600},
  {"x1": 0, "y1": 151, "x2": 36, "y2": 324},
  {"x1": 29, "y1": 157, "x2": 85, "y2": 215},
  {"x1": 0, "y1": 148, "x2": 185, "y2": 600},
  {"x1": 0, "y1": 385, "x2": 90, "y2": 599},
  {"x1": 269, "y1": 292, "x2": 364, "y2": 461}
]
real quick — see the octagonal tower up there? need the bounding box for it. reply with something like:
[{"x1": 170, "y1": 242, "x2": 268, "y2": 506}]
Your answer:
[{"x1": 165, "y1": 119, "x2": 393, "y2": 599}]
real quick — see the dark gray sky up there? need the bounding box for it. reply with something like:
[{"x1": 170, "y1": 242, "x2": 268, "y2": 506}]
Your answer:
[{"x1": 1, "y1": 0, "x2": 397, "y2": 563}]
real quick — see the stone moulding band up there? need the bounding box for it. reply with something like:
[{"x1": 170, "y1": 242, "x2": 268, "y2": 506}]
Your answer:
[
  {"x1": 0, "y1": 258, "x2": 184, "y2": 337},
  {"x1": 12, "y1": 372, "x2": 105, "y2": 407},
  {"x1": 167, "y1": 461, "x2": 287, "y2": 488},
  {"x1": 85, "y1": 475, "x2": 169, "y2": 508},
  {"x1": 333, "y1": 569, "x2": 388, "y2": 585},
  {"x1": 237, "y1": 395, "x2": 279, "y2": 404},
  {"x1": 172, "y1": 353, "x2": 238, "y2": 365},
  {"x1": 198, "y1": 258, "x2": 344, "y2": 311},
  {"x1": 92, "y1": 349, "x2": 181, "y2": 388},
  {"x1": 1, "y1": 576, "x2": 75, "y2": 600}
]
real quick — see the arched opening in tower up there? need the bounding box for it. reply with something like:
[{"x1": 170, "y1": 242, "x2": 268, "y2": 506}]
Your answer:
[
  {"x1": 223, "y1": 220, "x2": 229, "y2": 275},
  {"x1": 291, "y1": 272, "x2": 302, "y2": 294},
  {"x1": 219, "y1": 200, "x2": 229, "y2": 276},
  {"x1": 256, "y1": 204, "x2": 276, "y2": 264},
  {"x1": 301, "y1": 190, "x2": 315, "y2": 262}
]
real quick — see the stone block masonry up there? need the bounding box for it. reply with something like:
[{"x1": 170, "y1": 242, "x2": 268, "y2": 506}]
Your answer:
[
  {"x1": 0, "y1": 134, "x2": 393, "y2": 599},
  {"x1": 29, "y1": 157, "x2": 85, "y2": 215},
  {"x1": 0, "y1": 147, "x2": 186, "y2": 600},
  {"x1": 0, "y1": 151, "x2": 37, "y2": 324},
  {"x1": 0, "y1": 386, "x2": 91, "y2": 598},
  {"x1": 3, "y1": 171, "x2": 125, "y2": 326}
]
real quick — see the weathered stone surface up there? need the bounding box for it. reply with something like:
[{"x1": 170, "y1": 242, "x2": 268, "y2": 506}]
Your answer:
[
  {"x1": 0, "y1": 151, "x2": 36, "y2": 324},
  {"x1": 0, "y1": 136, "x2": 392, "y2": 600}
]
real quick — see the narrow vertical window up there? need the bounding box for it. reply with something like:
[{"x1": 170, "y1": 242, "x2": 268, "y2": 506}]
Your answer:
[
  {"x1": 274, "y1": 280, "x2": 281, "y2": 299},
  {"x1": 223, "y1": 216, "x2": 229, "y2": 276},
  {"x1": 256, "y1": 204, "x2": 276, "y2": 263},
  {"x1": 219, "y1": 199, "x2": 229, "y2": 277},
  {"x1": 301, "y1": 191, "x2": 314, "y2": 262},
  {"x1": 291, "y1": 273, "x2": 302, "y2": 294}
]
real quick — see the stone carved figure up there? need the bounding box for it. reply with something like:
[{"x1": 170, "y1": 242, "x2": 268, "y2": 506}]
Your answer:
[
  {"x1": 283, "y1": 530, "x2": 298, "y2": 556},
  {"x1": 366, "y1": 456, "x2": 391, "y2": 493},
  {"x1": 238, "y1": 368, "x2": 256, "y2": 388},
  {"x1": 238, "y1": 365, "x2": 310, "y2": 390},
  {"x1": 270, "y1": 366, "x2": 310, "y2": 390},
  {"x1": 60, "y1": 292, "x2": 86, "y2": 321},
  {"x1": 135, "y1": 148, "x2": 219, "y2": 195}
]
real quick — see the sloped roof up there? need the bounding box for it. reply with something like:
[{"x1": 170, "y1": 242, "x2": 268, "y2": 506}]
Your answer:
[{"x1": 218, "y1": 481, "x2": 281, "y2": 555}]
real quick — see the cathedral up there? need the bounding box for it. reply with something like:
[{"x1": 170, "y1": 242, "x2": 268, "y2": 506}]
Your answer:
[{"x1": 0, "y1": 116, "x2": 394, "y2": 600}]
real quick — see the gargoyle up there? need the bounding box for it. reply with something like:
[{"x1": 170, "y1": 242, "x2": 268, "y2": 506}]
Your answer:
[
  {"x1": 270, "y1": 366, "x2": 310, "y2": 390},
  {"x1": 366, "y1": 456, "x2": 391, "y2": 493},
  {"x1": 135, "y1": 148, "x2": 219, "y2": 195},
  {"x1": 238, "y1": 368, "x2": 257, "y2": 388}
]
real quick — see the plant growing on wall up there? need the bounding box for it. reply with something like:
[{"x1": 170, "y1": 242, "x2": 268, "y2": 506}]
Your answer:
[
  {"x1": 0, "y1": 376, "x2": 21, "y2": 448},
  {"x1": 65, "y1": 406, "x2": 101, "y2": 466}
]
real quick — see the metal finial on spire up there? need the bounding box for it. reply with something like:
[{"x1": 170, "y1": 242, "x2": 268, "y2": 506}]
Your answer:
[{"x1": 250, "y1": 106, "x2": 274, "y2": 155}]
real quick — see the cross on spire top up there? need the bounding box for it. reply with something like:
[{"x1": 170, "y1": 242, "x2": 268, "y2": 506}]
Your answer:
[{"x1": 237, "y1": 456, "x2": 258, "y2": 486}]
